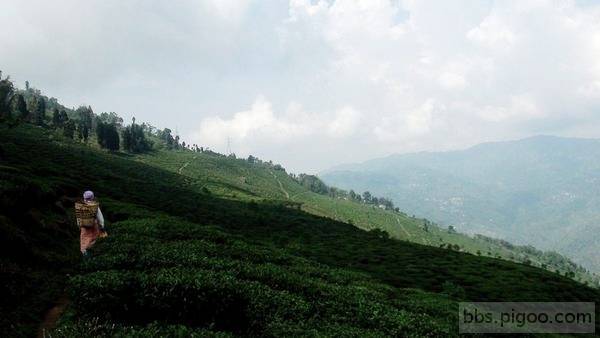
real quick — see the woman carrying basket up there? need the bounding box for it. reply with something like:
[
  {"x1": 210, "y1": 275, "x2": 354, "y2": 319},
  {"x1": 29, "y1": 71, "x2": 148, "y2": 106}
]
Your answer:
[{"x1": 75, "y1": 190, "x2": 106, "y2": 255}]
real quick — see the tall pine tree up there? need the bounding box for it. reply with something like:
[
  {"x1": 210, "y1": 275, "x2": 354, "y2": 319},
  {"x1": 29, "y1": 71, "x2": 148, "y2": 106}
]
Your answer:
[
  {"x1": 34, "y1": 97, "x2": 46, "y2": 125},
  {"x1": 97, "y1": 121, "x2": 120, "y2": 151}
]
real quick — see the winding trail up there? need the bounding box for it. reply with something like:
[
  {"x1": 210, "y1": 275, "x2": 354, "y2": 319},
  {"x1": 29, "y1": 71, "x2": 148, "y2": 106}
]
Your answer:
[
  {"x1": 37, "y1": 295, "x2": 69, "y2": 338},
  {"x1": 270, "y1": 171, "x2": 289, "y2": 199},
  {"x1": 178, "y1": 155, "x2": 197, "y2": 174},
  {"x1": 395, "y1": 217, "x2": 412, "y2": 239}
]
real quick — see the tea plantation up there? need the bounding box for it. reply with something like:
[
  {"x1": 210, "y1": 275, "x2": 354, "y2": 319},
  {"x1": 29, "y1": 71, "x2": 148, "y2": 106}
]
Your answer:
[
  {"x1": 57, "y1": 214, "x2": 455, "y2": 336},
  {"x1": 138, "y1": 146, "x2": 599, "y2": 286},
  {"x1": 1, "y1": 124, "x2": 599, "y2": 336}
]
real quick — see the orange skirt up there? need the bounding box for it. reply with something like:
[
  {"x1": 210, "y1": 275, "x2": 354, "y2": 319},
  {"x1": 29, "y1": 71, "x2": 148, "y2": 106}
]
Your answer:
[{"x1": 80, "y1": 225, "x2": 100, "y2": 253}]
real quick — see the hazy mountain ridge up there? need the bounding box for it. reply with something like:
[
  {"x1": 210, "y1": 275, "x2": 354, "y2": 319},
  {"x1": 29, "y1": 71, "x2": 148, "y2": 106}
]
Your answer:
[{"x1": 322, "y1": 135, "x2": 600, "y2": 272}]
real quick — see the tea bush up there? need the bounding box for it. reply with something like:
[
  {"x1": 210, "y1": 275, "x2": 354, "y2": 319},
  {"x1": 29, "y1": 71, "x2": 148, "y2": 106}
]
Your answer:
[{"x1": 65, "y1": 216, "x2": 453, "y2": 336}]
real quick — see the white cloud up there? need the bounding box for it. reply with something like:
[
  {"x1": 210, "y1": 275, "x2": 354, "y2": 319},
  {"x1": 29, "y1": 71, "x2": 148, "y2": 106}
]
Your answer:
[
  {"x1": 327, "y1": 106, "x2": 361, "y2": 137},
  {"x1": 479, "y1": 95, "x2": 543, "y2": 122},
  {"x1": 405, "y1": 99, "x2": 437, "y2": 134},
  {"x1": 467, "y1": 14, "x2": 516, "y2": 50},
  {"x1": 207, "y1": 0, "x2": 252, "y2": 22},
  {"x1": 438, "y1": 72, "x2": 467, "y2": 90},
  {"x1": 193, "y1": 96, "x2": 363, "y2": 161},
  {"x1": 373, "y1": 99, "x2": 442, "y2": 142},
  {"x1": 193, "y1": 96, "x2": 311, "y2": 147},
  {"x1": 4, "y1": 0, "x2": 600, "y2": 172}
]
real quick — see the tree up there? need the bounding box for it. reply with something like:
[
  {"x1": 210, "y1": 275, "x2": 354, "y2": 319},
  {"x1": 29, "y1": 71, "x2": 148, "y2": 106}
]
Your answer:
[
  {"x1": 83, "y1": 125, "x2": 89, "y2": 142},
  {"x1": 105, "y1": 125, "x2": 120, "y2": 151},
  {"x1": 328, "y1": 186, "x2": 338, "y2": 198},
  {"x1": 362, "y1": 191, "x2": 372, "y2": 204},
  {"x1": 378, "y1": 197, "x2": 394, "y2": 210},
  {"x1": 161, "y1": 128, "x2": 175, "y2": 149},
  {"x1": 13, "y1": 94, "x2": 28, "y2": 120},
  {"x1": 0, "y1": 76, "x2": 14, "y2": 118},
  {"x1": 63, "y1": 120, "x2": 76, "y2": 139},
  {"x1": 122, "y1": 119, "x2": 151, "y2": 153},
  {"x1": 77, "y1": 123, "x2": 89, "y2": 142},
  {"x1": 73, "y1": 106, "x2": 94, "y2": 143},
  {"x1": 297, "y1": 174, "x2": 329, "y2": 195},
  {"x1": 34, "y1": 96, "x2": 46, "y2": 125},
  {"x1": 52, "y1": 108, "x2": 61, "y2": 126},
  {"x1": 96, "y1": 121, "x2": 120, "y2": 151},
  {"x1": 59, "y1": 110, "x2": 68, "y2": 125},
  {"x1": 349, "y1": 190, "x2": 357, "y2": 200},
  {"x1": 98, "y1": 112, "x2": 123, "y2": 127},
  {"x1": 25, "y1": 80, "x2": 30, "y2": 91},
  {"x1": 77, "y1": 106, "x2": 94, "y2": 131}
]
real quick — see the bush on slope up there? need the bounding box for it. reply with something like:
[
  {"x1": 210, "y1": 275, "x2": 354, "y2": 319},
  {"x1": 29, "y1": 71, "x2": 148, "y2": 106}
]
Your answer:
[{"x1": 58, "y1": 214, "x2": 455, "y2": 336}]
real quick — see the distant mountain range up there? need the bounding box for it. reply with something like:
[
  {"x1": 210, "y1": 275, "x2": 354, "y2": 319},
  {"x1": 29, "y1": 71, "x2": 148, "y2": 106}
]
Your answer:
[{"x1": 322, "y1": 135, "x2": 600, "y2": 272}]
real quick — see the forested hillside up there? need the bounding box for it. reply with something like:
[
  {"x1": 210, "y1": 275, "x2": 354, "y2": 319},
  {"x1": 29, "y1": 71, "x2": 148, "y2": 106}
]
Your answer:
[
  {"x1": 322, "y1": 136, "x2": 600, "y2": 273},
  {"x1": 1, "y1": 77, "x2": 599, "y2": 336}
]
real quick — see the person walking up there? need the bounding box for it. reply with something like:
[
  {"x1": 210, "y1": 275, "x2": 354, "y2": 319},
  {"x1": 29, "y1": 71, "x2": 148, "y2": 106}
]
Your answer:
[{"x1": 75, "y1": 190, "x2": 106, "y2": 255}]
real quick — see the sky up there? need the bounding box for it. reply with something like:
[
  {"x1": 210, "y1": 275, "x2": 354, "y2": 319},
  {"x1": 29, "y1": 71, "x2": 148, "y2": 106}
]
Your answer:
[{"x1": 2, "y1": 0, "x2": 600, "y2": 173}]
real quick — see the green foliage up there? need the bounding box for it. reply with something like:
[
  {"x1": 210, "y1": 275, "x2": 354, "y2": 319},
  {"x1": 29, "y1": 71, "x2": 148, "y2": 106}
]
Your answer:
[
  {"x1": 157, "y1": 128, "x2": 178, "y2": 149},
  {"x1": 0, "y1": 158, "x2": 80, "y2": 336},
  {"x1": 34, "y1": 96, "x2": 46, "y2": 125},
  {"x1": 122, "y1": 120, "x2": 152, "y2": 153},
  {"x1": 63, "y1": 120, "x2": 76, "y2": 139},
  {"x1": 52, "y1": 108, "x2": 60, "y2": 126},
  {"x1": 293, "y1": 174, "x2": 396, "y2": 209},
  {"x1": 13, "y1": 94, "x2": 28, "y2": 120},
  {"x1": 0, "y1": 75, "x2": 14, "y2": 118},
  {"x1": 64, "y1": 215, "x2": 452, "y2": 336},
  {"x1": 97, "y1": 112, "x2": 123, "y2": 127},
  {"x1": 76, "y1": 106, "x2": 94, "y2": 142},
  {"x1": 296, "y1": 173, "x2": 329, "y2": 194},
  {"x1": 96, "y1": 121, "x2": 120, "y2": 151},
  {"x1": 441, "y1": 281, "x2": 466, "y2": 299},
  {"x1": 53, "y1": 320, "x2": 233, "y2": 338}
]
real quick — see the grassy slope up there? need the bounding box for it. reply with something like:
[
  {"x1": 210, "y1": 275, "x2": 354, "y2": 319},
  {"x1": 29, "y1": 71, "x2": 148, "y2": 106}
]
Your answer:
[
  {"x1": 138, "y1": 148, "x2": 598, "y2": 286},
  {"x1": 1, "y1": 125, "x2": 599, "y2": 336}
]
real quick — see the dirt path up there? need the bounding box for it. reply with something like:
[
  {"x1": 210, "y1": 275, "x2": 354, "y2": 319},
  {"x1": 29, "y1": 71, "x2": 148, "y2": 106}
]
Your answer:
[
  {"x1": 37, "y1": 295, "x2": 69, "y2": 338},
  {"x1": 270, "y1": 171, "x2": 289, "y2": 199},
  {"x1": 394, "y1": 217, "x2": 432, "y2": 245},
  {"x1": 395, "y1": 217, "x2": 412, "y2": 239},
  {"x1": 178, "y1": 155, "x2": 197, "y2": 174}
]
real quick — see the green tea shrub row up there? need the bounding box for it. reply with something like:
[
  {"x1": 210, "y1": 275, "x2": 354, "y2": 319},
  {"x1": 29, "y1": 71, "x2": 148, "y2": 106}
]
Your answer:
[
  {"x1": 52, "y1": 320, "x2": 232, "y2": 338},
  {"x1": 70, "y1": 268, "x2": 310, "y2": 333},
  {"x1": 70, "y1": 266, "x2": 448, "y2": 336}
]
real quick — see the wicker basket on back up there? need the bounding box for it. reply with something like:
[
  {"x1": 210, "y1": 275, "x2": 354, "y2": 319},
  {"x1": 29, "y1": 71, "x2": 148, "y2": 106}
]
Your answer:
[{"x1": 75, "y1": 202, "x2": 99, "y2": 228}]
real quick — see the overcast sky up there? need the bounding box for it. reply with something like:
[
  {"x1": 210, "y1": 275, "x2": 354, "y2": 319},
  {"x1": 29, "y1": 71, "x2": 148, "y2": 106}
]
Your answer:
[{"x1": 2, "y1": 0, "x2": 600, "y2": 173}]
